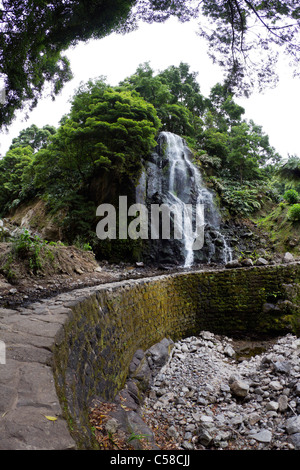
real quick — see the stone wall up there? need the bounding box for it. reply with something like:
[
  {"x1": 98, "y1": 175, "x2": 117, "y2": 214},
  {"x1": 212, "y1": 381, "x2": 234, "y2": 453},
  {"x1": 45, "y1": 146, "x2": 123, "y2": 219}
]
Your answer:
[{"x1": 52, "y1": 262, "x2": 300, "y2": 448}]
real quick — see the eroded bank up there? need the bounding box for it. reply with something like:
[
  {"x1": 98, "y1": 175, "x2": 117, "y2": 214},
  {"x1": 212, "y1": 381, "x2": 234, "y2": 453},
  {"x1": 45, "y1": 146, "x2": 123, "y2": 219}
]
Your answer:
[{"x1": 52, "y1": 263, "x2": 300, "y2": 448}]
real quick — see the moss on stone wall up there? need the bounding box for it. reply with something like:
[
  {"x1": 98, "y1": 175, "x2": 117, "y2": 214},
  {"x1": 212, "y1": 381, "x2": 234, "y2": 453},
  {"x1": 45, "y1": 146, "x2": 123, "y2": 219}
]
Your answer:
[{"x1": 53, "y1": 262, "x2": 300, "y2": 448}]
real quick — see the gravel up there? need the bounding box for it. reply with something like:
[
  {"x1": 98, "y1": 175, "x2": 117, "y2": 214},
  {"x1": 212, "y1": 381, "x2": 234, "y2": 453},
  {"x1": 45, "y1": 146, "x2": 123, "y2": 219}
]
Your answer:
[{"x1": 140, "y1": 331, "x2": 300, "y2": 450}]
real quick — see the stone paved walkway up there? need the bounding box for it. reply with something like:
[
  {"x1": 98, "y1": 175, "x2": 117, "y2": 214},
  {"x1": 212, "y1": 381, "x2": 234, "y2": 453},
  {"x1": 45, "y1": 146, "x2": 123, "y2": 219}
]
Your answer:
[
  {"x1": 1, "y1": 262, "x2": 299, "y2": 450},
  {"x1": 0, "y1": 275, "x2": 168, "y2": 450},
  {"x1": 0, "y1": 288, "x2": 92, "y2": 450}
]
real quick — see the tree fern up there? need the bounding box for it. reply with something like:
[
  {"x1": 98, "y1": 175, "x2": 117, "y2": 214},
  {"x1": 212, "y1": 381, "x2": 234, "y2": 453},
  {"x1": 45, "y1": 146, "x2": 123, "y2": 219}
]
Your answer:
[{"x1": 278, "y1": 156, "x2": 300, "y2": 184}]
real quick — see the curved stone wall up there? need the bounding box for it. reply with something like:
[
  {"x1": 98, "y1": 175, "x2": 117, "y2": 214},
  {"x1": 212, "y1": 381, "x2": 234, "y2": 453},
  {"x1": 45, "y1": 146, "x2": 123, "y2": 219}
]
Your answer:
[{"x1": 52, "y1": 263, "x2": 300, "y2": 448}]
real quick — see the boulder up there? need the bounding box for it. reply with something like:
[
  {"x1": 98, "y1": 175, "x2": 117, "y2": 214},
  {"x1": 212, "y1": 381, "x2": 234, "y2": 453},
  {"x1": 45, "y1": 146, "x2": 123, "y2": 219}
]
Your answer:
[
  {"x1": 255, "y1": 257, "x2": 268, "y2": 266},
  {"x1": 251, "y1": 429, "x2": 272, "y2": 443},
  {"x1": 225, "y1": 259, "x2": 241, "y2": 269},
  {"x1": 229, "y1": 375, "x2": 249, "y2": 398},
  {"x1": 241, "y1": 258, "x2": 253, "y2": 267},
  {"x1": 146, "y1": 337, "x2": 174, "y2": 370},
  {"x1": 224, "y1": 344, "x2": 235, "y2": 358}
]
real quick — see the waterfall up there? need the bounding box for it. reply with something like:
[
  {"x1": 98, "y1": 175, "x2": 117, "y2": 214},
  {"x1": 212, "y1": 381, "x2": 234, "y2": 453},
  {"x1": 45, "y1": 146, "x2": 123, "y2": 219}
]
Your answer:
[{"x1": 142, "y1": 131, "x2": 232, "y2": 267}]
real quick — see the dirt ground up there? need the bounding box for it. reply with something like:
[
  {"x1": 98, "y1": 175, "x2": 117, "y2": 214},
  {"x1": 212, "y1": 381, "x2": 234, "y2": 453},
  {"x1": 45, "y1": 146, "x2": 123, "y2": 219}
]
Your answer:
[{"x1": 0, "y1": 240, "x2": 187, "y2": 307}]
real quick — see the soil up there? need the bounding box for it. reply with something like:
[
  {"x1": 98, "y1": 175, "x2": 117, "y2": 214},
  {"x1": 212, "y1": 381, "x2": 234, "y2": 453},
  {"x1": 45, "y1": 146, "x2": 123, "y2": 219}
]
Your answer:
[
  {"x1": 0, "y1": 240, "x2": 228, "y2": 308},
  {"x1": 0, "y1": 241, "x2": 126, "y2": 307},
  {"x1": 0, "y1": 242, "x2": 191, "y2": 308}
]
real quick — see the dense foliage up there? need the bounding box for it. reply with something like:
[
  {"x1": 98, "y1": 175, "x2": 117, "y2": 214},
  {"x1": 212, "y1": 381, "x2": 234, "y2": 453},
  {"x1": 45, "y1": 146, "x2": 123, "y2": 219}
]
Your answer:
[
  {"x1": 284, "y1": 189, "x2": 299, "y2": 204},
  {"x1": 0, "y1": 62, "x2": 291, "y2": 235},
  {"x1": 278, "y1": 155, "x2": 300, "y2": 184},
  {"x1": 288, "y1": 203, "x2": 300, "y2": 222},
  {"x1": 0, "y1": 0, "x2": 136, "y2": 128},
  {"x1": 120, "y1": 62, "x2": 283, "y2": 218},
  {"x1": 0, "y1": 145, "x2": 34, "y2": 214},
  {"x1": 30, "y1": 79, "x2": 160, "y2": 195},
  {"x1": 0, "y1": 76, "x2": 161, "y2": 249},
  {"x1": 1, "y1": 0, "x2": 300, "y2": 127}
]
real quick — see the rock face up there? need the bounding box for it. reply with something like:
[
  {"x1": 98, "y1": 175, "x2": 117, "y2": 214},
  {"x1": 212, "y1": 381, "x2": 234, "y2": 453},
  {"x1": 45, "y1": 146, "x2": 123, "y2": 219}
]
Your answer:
[
  {"x1": 141, "y1": 331, "x2": 300, "y2": 450},
  {"x1": 140, "y1": 131, "x2": 232, "y2": 266},
  {"x1": 108, "y1": 337, "x2": 175, "y2": 449},
  {"x1": 3, "y1": 199, "x2": 63, "y2": 241}
]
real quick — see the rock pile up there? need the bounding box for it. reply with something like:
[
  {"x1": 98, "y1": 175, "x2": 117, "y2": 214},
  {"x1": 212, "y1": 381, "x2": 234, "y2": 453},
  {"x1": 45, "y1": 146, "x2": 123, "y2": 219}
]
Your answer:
[
  {"x1": 225, "y1": 251, "x2": 297, "y2": 269},
  {"x1": 141, "y1": 331, "x2": 300, "y2": 450}
]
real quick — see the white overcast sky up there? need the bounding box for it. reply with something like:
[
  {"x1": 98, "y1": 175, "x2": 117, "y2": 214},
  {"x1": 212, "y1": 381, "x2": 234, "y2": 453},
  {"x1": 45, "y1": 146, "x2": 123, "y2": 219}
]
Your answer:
[{"x1": 0, "y1": 17, "x2": 299, "y2": 159}]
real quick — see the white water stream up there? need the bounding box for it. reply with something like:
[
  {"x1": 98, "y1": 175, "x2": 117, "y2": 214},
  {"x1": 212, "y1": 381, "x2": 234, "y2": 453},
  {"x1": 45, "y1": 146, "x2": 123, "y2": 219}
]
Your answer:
[{"x1": 160, "y1": 132, "x2": 232, "y2": 267}]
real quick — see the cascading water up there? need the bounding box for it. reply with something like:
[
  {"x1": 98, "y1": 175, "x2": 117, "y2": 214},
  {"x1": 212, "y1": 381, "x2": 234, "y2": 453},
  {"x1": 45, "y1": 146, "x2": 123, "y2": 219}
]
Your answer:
[{"x1": 139, "y1": 131, "x2": 232, "y2": 267}]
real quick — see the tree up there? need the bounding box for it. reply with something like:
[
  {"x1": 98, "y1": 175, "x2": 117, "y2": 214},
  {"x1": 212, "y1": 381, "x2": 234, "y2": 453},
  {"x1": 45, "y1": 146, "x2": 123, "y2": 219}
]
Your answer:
[
  {"x1": 226, "y1": 120, "x2": 280, "y2": 183},
  {"x1": 121, "y1": 62, "x2": 204, "y2": 137},
  {"x1": 135, "y1": 0, "x2": 201, "y2": 24},
  {"x1": 196, "y1": 0, "x2": 300, "y2": 96},
  {"x1": 135, "y1": 1, "x2": 300, "y2": 95},
  {"x1": 1, "y1": 1, "x2": 300, "y2": 128},
  {"x1": 30, "y1": 79, "x2": 161, "y2": 198},
  {"x1": 119, "y1": 62, "x2": 173, "y2": 110},
  {"x1": 0, "y1": 0, "x2": 136, "y2": 129},
  {"x1": 201, "y1": 125, "x2": 229, "y2": 163},
  {"x1": 158, "y1": 63, "x2": 204, "y2": 112},
  {"x1": 0, "y1": 145, "x2": 34, "y2": 214},
  {"x1": 198, "y1": 91, "x2": 280, "y2": 182},
  {"x1": 9, "y1": 124, "x2": 57, "y2": 152},
  {"x1": 207, "y1": 83, "x2": 245, "y2": 132}
]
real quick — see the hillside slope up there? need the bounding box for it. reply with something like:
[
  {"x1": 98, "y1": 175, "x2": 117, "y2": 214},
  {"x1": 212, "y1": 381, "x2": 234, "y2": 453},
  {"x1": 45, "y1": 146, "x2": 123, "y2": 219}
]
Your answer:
[{"x1": 254, "y1": 203, "x2": 299, "y2": 257}]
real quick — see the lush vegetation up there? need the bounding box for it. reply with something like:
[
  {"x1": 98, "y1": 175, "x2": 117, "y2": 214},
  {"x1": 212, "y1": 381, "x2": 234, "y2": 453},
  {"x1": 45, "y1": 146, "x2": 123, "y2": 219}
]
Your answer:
[
  {"x1": 0, "y1": 62, "x2": 299, "y2": 259},
  {"x1": 120, "y1": 62, "x2": 285, "y2": 217},
  {"x1": 0, "y1": 75, "x2": 161, "y2": 256},
  {"x1": 288, "y1": 204, "x2": 300, "y2": 222},
  {"x1": 1, "y1": 1, "x2": 300, "y2": 128}
]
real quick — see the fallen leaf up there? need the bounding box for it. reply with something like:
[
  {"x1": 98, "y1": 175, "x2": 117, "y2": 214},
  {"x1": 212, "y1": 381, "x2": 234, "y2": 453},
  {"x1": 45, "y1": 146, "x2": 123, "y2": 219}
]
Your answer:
[
  {"x1": 120, "y1": 404, "x2": 130, "y2": 411},
  {"x1": 44, "y1": 415, "x2": 57, "y2": 421}
]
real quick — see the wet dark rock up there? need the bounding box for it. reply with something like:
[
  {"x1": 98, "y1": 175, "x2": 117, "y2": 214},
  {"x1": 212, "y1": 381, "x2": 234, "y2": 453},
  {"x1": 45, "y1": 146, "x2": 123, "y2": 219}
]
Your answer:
[
  {"x1": 241, "y1": 258, "x2": 254, "y2": 267},
  {"x1": 225, "y1": 259, "x2": 242, "y2": 268}
]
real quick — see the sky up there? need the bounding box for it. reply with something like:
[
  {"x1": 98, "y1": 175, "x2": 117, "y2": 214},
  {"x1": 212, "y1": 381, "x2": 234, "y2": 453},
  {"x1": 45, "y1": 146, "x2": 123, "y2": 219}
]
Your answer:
[{"x1": 0, "y1": 17, "x2": 299, "y2": 159}]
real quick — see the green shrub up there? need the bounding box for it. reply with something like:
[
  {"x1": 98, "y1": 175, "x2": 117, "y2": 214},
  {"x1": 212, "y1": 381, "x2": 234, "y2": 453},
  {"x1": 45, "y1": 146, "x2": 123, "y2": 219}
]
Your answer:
[
  {"x1": 73, "y1": 236, "x2": 93, "y2": 252},
  {"x1": 288, "y1": 203, "x2": 300, "y2": 222},
  {"x1": 283, "y1": 189, "x2": 299, "y2": 204},
  {"x1": 12, "y1": 229, "x2": 46, "y2": 273},
  {"x1": 220, "y1": 186, "x2": 261, "y2": 215}
]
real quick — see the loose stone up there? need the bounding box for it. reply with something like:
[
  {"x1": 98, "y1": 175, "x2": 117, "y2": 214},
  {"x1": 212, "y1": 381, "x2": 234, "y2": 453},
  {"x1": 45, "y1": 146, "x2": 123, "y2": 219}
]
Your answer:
[
  {"x1": 229, "y1": 376, "x2": 249, "y2": 398},
  {"x1": 286, "y1": 415, "x2": 300, "y2": 435},
  {"x1": 251, "y1": 430, "x2": 272, "y2": 443},
  {"x1": 141, "y1": 331, "x2": 300, "y2": 450}
]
